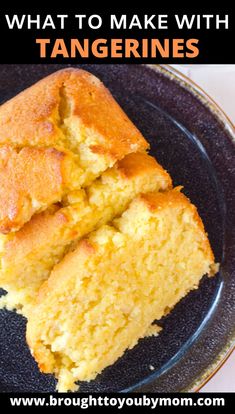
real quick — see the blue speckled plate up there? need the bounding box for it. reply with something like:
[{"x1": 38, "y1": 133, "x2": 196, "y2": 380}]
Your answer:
[{"x1": 0, "y1": 64, "x2": 234, "y2": 392}]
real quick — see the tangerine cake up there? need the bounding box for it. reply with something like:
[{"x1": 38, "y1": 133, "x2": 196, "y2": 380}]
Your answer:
[
  {"x1": 26, "y1": 188, "x2": 216, "y2": 392},
  {"x1": 0, "y1": 68, "x2": 148, "y2": 233},
  {"x1": 0, "y1": 153, "x2": 172, "y2": 315}
]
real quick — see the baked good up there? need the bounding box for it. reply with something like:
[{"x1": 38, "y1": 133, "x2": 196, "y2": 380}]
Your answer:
[
  {"x1": 0, "y1": 145, "x2": 80, "y2": 233},
  {"x1": 26, "y1": 188, "x2": 215, "y2": 392},
  {"x1": 0, "y1": 68, "x2": 148, "y2": 233},
  {"x1": 0, "y1": 152, "x2": 171, "y2": 314}
]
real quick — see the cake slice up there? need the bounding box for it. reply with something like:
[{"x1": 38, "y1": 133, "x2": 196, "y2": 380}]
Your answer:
[
  {"x1": 26, "y1": 188, "x2": 216, "y2": 392},
  {"x1": 0, "y1": 153, "x2": 171, "y2": 314},
  {"x1": 0, "y1": 68, "x2": 148, "y2": 233}
]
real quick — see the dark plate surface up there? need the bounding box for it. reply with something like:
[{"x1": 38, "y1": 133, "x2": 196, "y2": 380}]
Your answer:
[{"x1": 0, "y1": 64, "x2": 234, "y2": 393}]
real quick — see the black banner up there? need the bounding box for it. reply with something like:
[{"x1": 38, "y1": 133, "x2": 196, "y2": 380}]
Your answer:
[
  {"x1": 0, "y1": 7, "x2": 234, "y2": 63},
  {"x1": 0, "y1": 393, "x2": 234, "y2": 409}
]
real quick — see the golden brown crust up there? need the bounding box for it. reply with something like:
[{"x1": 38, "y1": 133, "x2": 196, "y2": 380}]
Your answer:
[
  {"x1": 0, "y1": 69, "x2": 148, "y2": 232},
  {"x1": 0, "y1": 68, "x2": 148, "y2": 155},
  {"x1": 139, "y1": 187, "x2": 186, "y2": 211},
  {"x1": 0, "y1": 146, "x2": 72, "y2": 233},
  {"x1": 116, "y1": 152, "x2": 172, "y2": 188}
]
